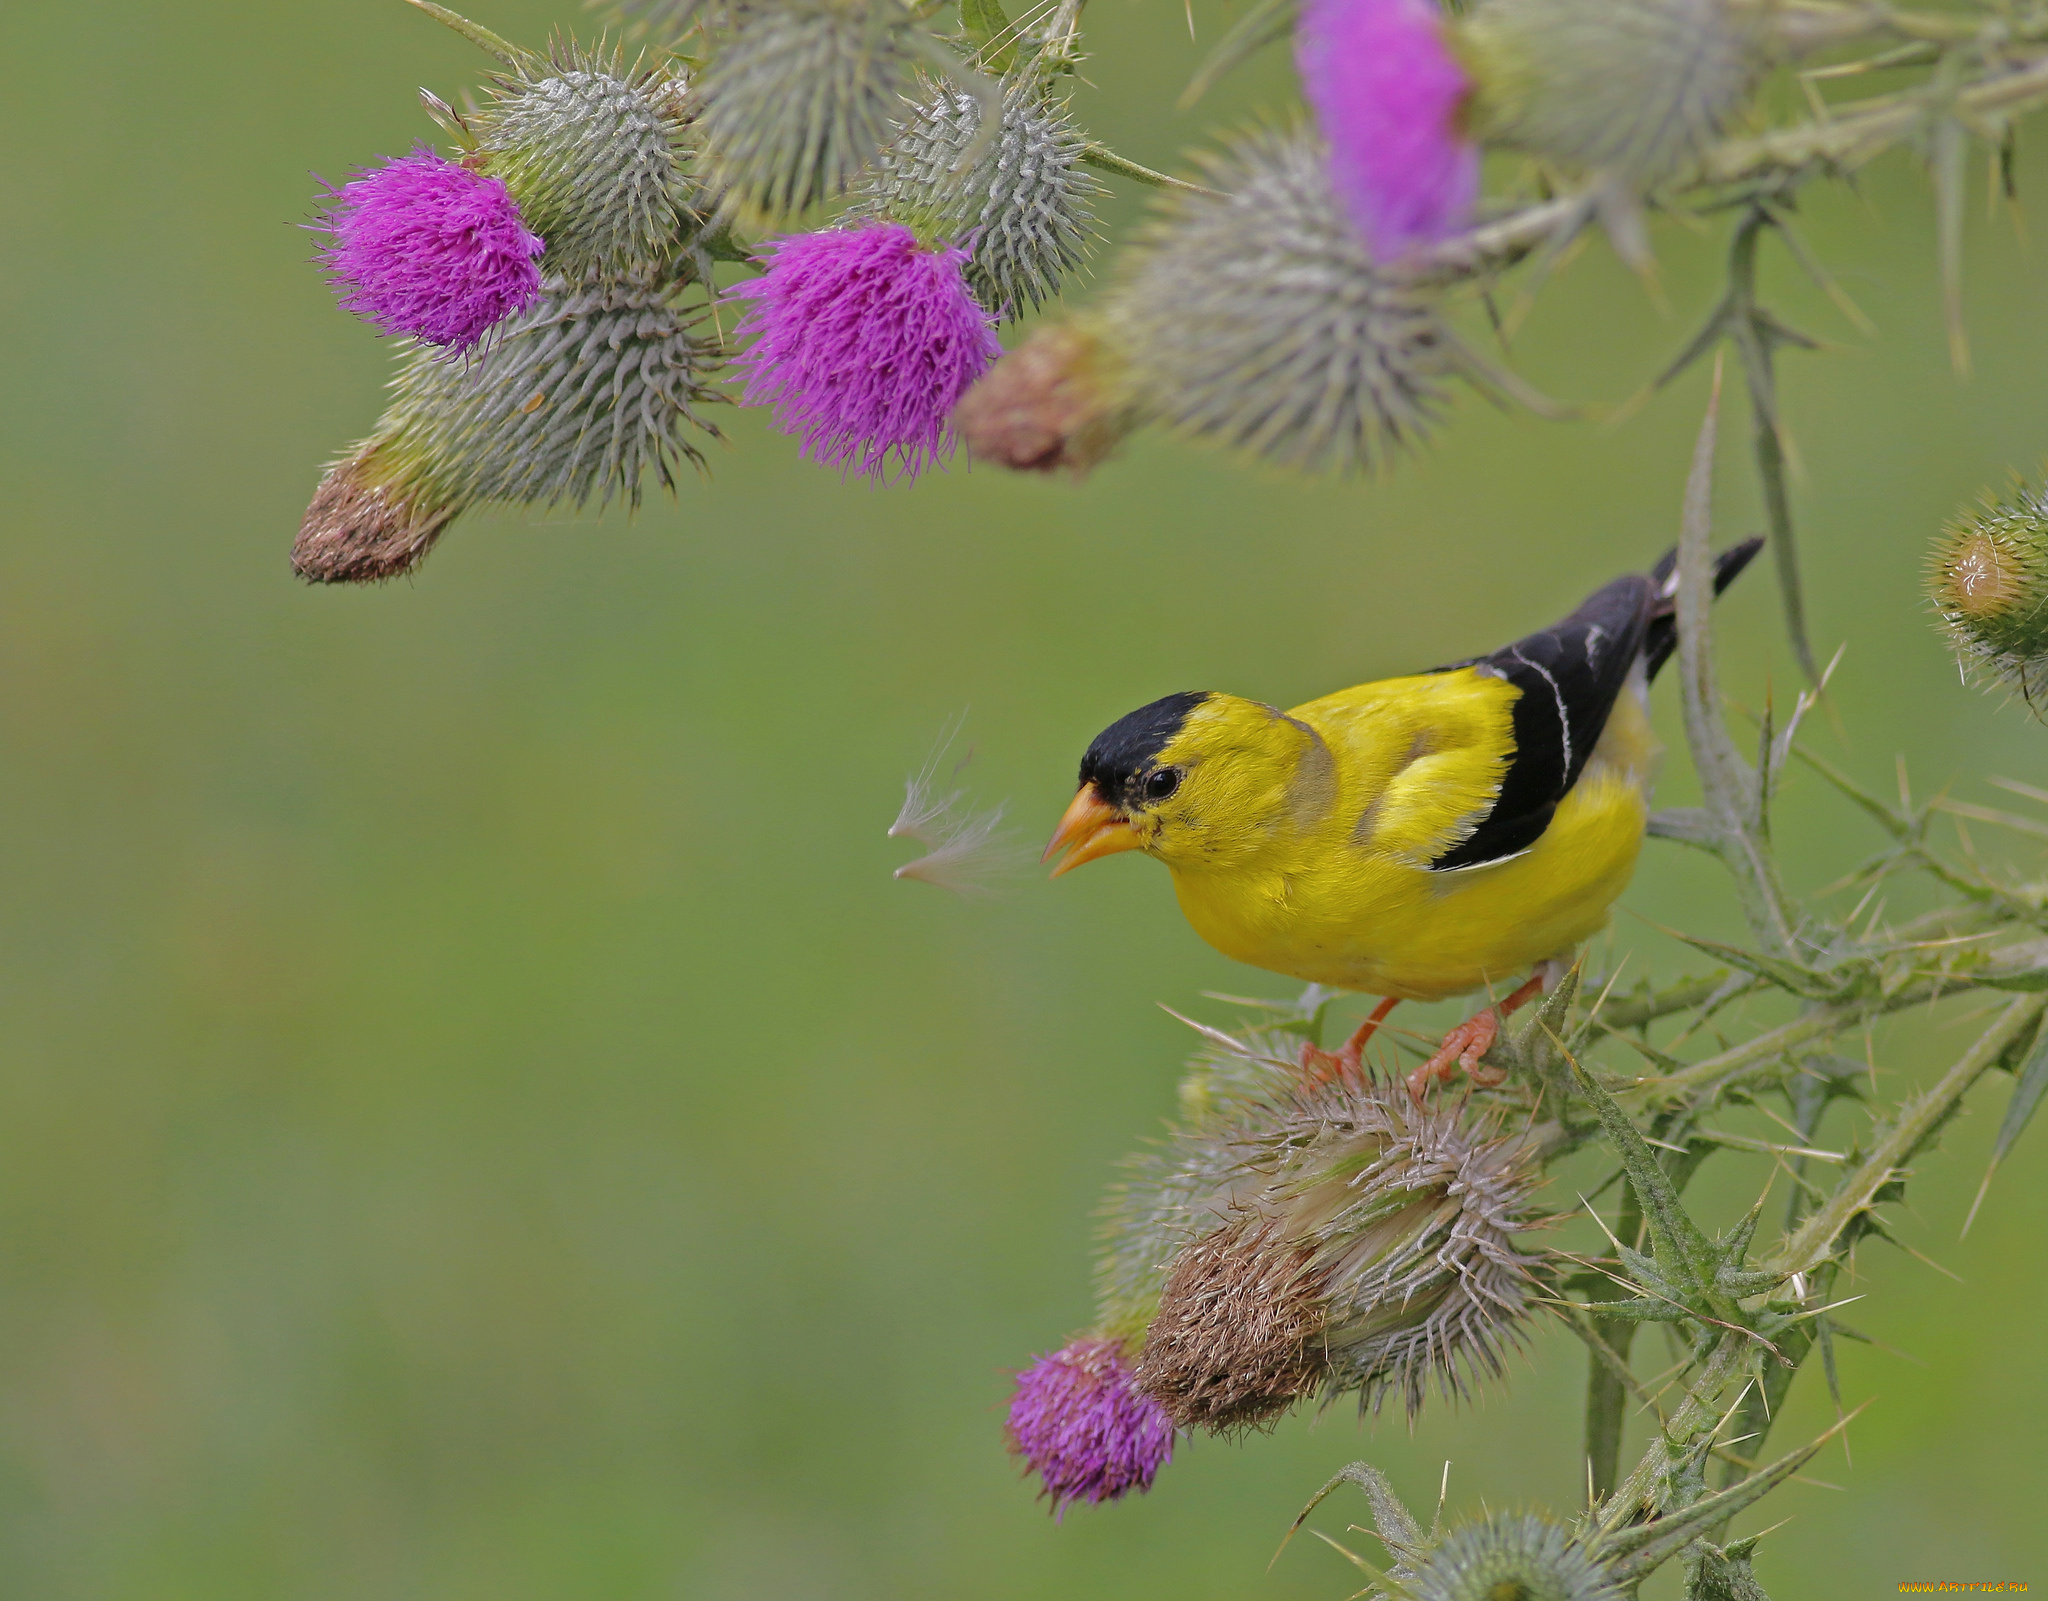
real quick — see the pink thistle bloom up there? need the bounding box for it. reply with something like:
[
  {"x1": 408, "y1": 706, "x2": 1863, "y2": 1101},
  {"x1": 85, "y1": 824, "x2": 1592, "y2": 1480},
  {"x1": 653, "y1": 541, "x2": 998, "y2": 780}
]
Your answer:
[
  {"x1": 1005, "y1": 1337, "x2": 1173, "y2": 1514},
  {"x1": 316, "y1": 146, "x2": 545, "y2": 351},
  {"x1": 729, "y1": 223, "x2": 1001, "y2": 482},
  {"x1": 1296, "y1": 0, "x2": 1480, "y2": 262}
]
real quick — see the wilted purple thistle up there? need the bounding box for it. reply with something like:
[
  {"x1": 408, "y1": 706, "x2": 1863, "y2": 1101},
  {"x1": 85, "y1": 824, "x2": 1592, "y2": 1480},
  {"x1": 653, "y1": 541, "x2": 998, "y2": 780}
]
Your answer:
[
  {"x1": 1005, "y1": 1337, "x2": 1173, "y2": 1513},
  {"x1": 729, "y1": 223, "x2": 1001, "y2": 482},
  {"x1": 315, "y1": 146, "x2": 545, "y2": 350},
  {"x1": 1296, "y1": 0, "x2": 1479, "y2": 261}
]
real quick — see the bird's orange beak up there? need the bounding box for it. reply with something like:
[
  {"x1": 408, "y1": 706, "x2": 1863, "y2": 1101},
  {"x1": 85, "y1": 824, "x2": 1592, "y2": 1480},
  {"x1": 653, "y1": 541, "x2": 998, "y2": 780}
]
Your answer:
[{"x1": 1044, "y1": 784, "x2": 1144, "y2": 877}]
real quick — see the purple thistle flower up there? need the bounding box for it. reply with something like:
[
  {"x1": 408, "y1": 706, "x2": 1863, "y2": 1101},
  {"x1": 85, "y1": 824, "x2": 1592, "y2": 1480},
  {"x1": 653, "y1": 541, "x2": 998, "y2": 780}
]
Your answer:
[
  {"x1": 1005, "y1": 1337, "x2": 1173, "y2": 1513},
  {"x1": 316, "y1": 146, "x2": 545, "y2": 351},
  {"x1": 729, "y1": 223, "x2": 1001, "y2": 482},
  {"x1": 1296, "y1": 0, "x2": 1480, "y2": 262}
]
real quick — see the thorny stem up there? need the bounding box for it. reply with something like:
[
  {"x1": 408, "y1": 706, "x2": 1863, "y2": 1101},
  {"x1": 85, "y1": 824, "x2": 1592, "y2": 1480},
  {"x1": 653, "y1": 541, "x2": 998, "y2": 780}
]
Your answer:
[
  {"x1": 1770, "y1": 993, "x2": 2048, "y2": 1277},
  {"x1": 1723, "y1": 210, "x2": 1819, "y2": 682},
  {"x1": 1675, "y1": 375, "x2": 1800, "y2": 957},
  {"x1": 1631, "y1": 984, "x2": 1918, "y2": 1103},
  {"x1": 1601, "y1": 1333, "x2": 1750, "y2": 1528},
  {"x1": 1556, "y1": 368, "x2": 2048, "y2": 1560},
  {"x1": 1584, "y1": 1174, "x2": 1648, "y2": 1499},
  {"x1": 1079, "y1": 144, "x2": 1221, "y2": 196},
  {"x1": 1417, "y1": 48, "x2": 2048, "y2": 278},
  {"x1": 1777, "y1": 0, "x2": 2048, "y2": 48},
  {"x1": 1039, "y1": 0, "x2": 1088, "y2": 70},
  {"x1": 1714, "y1": 1258, "x2": 1839, "y2": 1501},
  {"x1": 1596, "y1": 974, "x2": 1756, "y2": 1033},
  {"x1": 1707, "y1": 50, "x2": 2048, "y2": 180}
]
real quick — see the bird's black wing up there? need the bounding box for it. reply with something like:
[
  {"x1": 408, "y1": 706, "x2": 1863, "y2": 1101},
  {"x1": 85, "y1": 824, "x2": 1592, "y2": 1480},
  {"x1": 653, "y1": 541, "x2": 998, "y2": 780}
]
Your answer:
[
  {"x1": 1418, "y1": 538, "x2": 1764, "y2": 872},
  {"x1": 1424, "y1": 574, "x2": 1658, "y2": 872}
]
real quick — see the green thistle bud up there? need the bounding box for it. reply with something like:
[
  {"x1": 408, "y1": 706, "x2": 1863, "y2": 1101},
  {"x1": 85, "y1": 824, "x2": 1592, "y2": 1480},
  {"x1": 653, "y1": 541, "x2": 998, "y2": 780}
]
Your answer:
[
  {"x1": 696, "y1": 0, "x2": 919, "y2": 225},
  {"x1": 847, "y1": 75, "x2": 1100, "y2": 317},
  {"x1": 1929, "y1": 482, "x2": 2048, "y2": 701},
  {"x1": 1102, "y1": 1030, "x2": 1544, "y2": 1431},
  {"x1": 294, "y1": 276, "x2": 725, "y2": 583},
  {"x1": 953, "y1": 320, "x2": 1135, "y2": 476},
  {"x1": 474, "y1": 46, "x2": 695, "y2": 282},
  {"x1": 1458, "y1": 0, "x2": 1769, "y2": 186},
  {"x1": 1393, "y1": 1511, "x2": 1623, "y2": 1601},
  {"x1": 1101, "y1": 126, "x2": 1462, "y2": 476}
]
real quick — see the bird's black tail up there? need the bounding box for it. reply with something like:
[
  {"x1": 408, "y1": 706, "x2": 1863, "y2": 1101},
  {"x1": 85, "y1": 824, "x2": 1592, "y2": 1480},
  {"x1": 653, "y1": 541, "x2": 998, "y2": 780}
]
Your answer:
[{"x1": 1643, "y1": 536, "x2": 1765, "y2": 682}]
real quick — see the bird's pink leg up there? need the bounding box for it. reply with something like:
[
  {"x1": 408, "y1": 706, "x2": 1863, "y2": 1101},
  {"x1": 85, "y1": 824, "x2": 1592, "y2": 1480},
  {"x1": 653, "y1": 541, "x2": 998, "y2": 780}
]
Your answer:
[
  {"x1": 1300, "y1": 996, "x2": 1402, "y2": 1085},
  {"x1": 1406, "y1": 974, "x2": 1548, "y2": 1100}
]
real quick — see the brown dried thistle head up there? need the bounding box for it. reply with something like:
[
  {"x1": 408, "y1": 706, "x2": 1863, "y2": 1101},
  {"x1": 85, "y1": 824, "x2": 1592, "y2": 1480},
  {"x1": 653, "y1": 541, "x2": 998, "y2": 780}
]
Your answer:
[
  {"x1": 953, "y1": 320, "x2": 1137, "y2": 477},
  {"x1": 293, "y1": 447, "x2": 457, "y2": 584},
  {"x1": 1134, "y1": 1217, "x2": 1327, "y2": 1431},
  {"x1": 1125, "y1": 1065, "x2": 1546, "y2": 1432}
]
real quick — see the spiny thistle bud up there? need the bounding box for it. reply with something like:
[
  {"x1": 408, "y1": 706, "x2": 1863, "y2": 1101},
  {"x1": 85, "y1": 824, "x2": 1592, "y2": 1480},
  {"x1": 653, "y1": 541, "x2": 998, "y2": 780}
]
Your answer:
[
  {"x1": 1100, "y1": 127, "x2": 1462, "y2": 475},
  {"x1": 1458, "y1": 0, "x2": 1769, "y2": 187},
  {"x1": 294, "y1": 276, "x2": 724, "y2": 582},
  {"x1": 1107, "y1": 1035, "x2": 1544, "y2": 1431},
  {"x1": 1005, "y1": 1336, "x2": 1174, "y2": 1513},
  {"x1": 1394, "y1": 1511, "x2": 1623, "y2": 1601},
  {"x1": 730, "y1": 222, "x2": 1000, "y2": 480},
  {"x1": 696, "y1": 0, "x2": 918, "y2": 225},
  {"x1": 847, "y1": 76, "x2": 1100, "y2": 317},
  {"x1": 474, "y1": 47, "x2": 694, "y2": 281},
  {"x1": 314, "y1": 146, "x2": 544, "y2": 351},
  {"x1": 1296, "y1": 0, "x2": 1480, "y2": 261},
  {"x1": 952, "y1": 320, "x2": 1135, "y2": 476},
  {"x1": 1929, "y1": 481, "x2": 2048, "y2": 701}
]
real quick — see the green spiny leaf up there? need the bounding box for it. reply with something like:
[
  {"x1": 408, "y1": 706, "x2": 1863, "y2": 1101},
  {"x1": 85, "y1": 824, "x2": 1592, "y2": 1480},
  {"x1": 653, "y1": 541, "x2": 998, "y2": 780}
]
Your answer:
[
  {"x1": 1570, "y1": 1057, "x2": 1723, "y2": 1300},
  {"x1": 959, "y1": 0, "x2": 1018, "y2": 72},
  {"x1": 1667, "y1": 930, "x2": 1842, "y2": 1002},
  {"x1": 1962, "y1": 1008, "x2": 2048, "y2": 1234},
  {"x1": 1600, "y1": 1407, "x2": 1860, "y2": 1584},
  {"x1": 1286, "y1": 1461, "x2": 1423, "y2": 1558},
  {"x1": 1988, "y1": 1011, "x2": 2048, "y2": 1166}
]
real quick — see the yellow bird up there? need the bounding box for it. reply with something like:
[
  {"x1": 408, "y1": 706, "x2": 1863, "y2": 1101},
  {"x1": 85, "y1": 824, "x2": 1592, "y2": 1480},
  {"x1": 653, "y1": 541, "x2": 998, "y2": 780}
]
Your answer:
[{"x1": 1043, "y1": 542, "x2": 1761, "y2": 1092}]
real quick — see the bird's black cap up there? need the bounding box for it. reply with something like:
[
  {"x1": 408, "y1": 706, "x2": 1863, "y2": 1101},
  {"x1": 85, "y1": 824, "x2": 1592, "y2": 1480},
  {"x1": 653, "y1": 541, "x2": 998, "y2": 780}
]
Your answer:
[{"x1": 1079, "y1": 692, "x2": 1211, "y2": 803}]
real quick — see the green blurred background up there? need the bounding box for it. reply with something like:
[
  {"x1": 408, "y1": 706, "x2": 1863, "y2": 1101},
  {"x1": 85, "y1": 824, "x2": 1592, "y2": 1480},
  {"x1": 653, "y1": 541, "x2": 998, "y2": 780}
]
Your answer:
[{"x1": 3, "y1": 1, "x2": 2047, "y2": 1595}]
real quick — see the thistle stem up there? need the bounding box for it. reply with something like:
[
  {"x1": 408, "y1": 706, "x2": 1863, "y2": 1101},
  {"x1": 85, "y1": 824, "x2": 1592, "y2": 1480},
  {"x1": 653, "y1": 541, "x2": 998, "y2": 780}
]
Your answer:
[
  {"x1": 1770, "y1": 993, "x2": 2048, "y2": 1278},
  {"x1": 1724, "y1": 210, "x2": 1820, "y2": 681},
  {"x1": 1583, "y1": 1176, "x2": 1647, "y2": 1499},
  {"x1": 1594, "y1": 975, "x2": 1755, "y2": 1032},
  {"x1": 1776, "y1": 0, "x2": 2048, "y2": 50},
  {"x1": 1601, "y1": 1333, "x2": 1749, "y2": 1528},
  {"x1": 1421, "y1": 48, "x2": 2048, "y2": 283},
  {"x1": 1674, "y1": 374, "x2": 1801, "y2": 957},
  {"x1": 1630, "y1": 979, "x2": 1954, "y2": 1104},
  {"x1": 1079, "y1": 144, "x2": 1221, "y2": 196},
  {"x1": 1704, "y1": 51, "x2": 2048, "y2": 183}
]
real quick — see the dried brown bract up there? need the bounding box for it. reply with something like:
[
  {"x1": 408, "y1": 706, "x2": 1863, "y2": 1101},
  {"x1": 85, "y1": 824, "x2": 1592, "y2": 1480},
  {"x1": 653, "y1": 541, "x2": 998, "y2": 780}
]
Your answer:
[
  {"x1": 954, "y1": 322, "x2": 1134, "y2": 477},
  {"x1": 1135, "y1": 1217, "x2": 1327, "y2": 1431},
  {"x1": 293, "y1": 452, "x2": 455, "y2": 584}
]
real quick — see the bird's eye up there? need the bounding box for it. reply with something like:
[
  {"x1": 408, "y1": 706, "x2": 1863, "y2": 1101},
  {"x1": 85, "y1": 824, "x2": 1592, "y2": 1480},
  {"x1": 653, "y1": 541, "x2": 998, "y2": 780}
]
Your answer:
[{"x1": 1143, "y1": 767, "x2": 1181, "y2": 802}]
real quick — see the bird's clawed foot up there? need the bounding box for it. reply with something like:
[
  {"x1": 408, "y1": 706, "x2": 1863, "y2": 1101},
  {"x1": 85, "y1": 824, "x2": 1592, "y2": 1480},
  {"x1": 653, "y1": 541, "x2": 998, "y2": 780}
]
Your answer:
[
  {"x1": 1405, "y1": 1011, "x2": 1502, "y2": 1099},
  {"x1": 1299, "y1": 996, "x2": 1401, "y2": 1085},
  {"x1": 1404, "y1": 973, "x2": 1547, "y2": 1101}
]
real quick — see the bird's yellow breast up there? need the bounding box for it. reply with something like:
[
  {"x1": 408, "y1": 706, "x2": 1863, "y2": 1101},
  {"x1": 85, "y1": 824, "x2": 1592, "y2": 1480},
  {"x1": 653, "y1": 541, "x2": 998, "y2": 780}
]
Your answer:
[{"x1": 1161, "y1": 669, "x2": 1656, "y2": 1001}]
